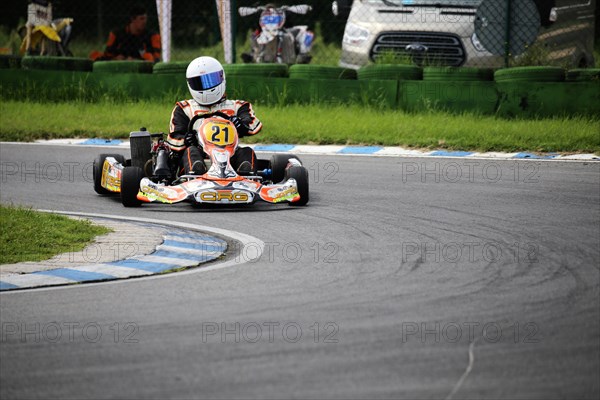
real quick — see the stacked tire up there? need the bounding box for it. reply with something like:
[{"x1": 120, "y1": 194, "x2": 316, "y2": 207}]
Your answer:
[
  {"x1": 565, "y1": 68, "x2": 600, "y2": 82},
  {"x1": 93, "y1": 60, "x2": 154, "y2": 74},
  {"x1": 423, "y1": 67, "x2": 494, "y2": 81},
  {"x1": 0, "y1": 55, "x2": 22, "y2": 69},
  {"x1": 224, "y1": 63, "x2": 288, "y2": 78},
  {"x1": 357, "y1": 64, "x2": 422, "y2": 81},
  {"x1": 21, "y1": 56, "x2": 93, "y2": 71},
  {"x1": 494, "y1": 67, "x2": 565, "y2": 83},
  {"x1": 289, "y1": 65, "x2": 356, "y2": 80},
  {"x1": 153, "y1": 61, "x2": 189, "y2": 75}
]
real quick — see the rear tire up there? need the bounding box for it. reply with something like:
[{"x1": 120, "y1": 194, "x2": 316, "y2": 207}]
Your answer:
[
  {"x1": 286, "y1": 166, "x2": 309, "y2": 206},
  {"x1": 270, "y1": 154, "x2": 302, "y2": 183},
  {"x1": 93, "y1": 153, "x2": 125, "y2": 194},
  {"x1": 121, "y1": 166, "x2": 144, "y2": 207}
]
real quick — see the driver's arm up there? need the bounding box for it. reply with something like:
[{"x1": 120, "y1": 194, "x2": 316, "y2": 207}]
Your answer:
[
  {"x1": 167, "y1": 103, "x2": 189, "y2": 152},
  {"x1": 236, "y1": 101, "x2": 262, "y2": 137}
]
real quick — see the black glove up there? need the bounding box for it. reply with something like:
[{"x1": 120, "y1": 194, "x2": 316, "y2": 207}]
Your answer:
[
  {"x1": 184, "y1": 130, "x2": 198, "y2": 147},
  {"x1": 230, "y1": 116, "x2": 249, "y2": 136}
]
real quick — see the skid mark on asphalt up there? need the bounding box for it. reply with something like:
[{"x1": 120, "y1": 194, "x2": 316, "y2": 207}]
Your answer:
[{"x1": 445, "y1": 338, "x2": 478, "y2": 400}]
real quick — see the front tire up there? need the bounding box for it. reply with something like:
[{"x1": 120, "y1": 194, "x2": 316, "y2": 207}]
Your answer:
[
  {"x1": 270, "y1": 153, "x2": 302, "y2": 183},
  {"x1": 93, "y1": 153, "x2": 125, "y2": 194},
  {"x1": 121, "y1": 166, "x2": 144, "y2": 207},
  {"x1": 286, "y1": 166, "x2": 309, "y2": 206}
]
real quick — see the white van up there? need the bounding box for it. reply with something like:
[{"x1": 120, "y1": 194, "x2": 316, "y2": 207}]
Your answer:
[{"x1": 333, "y1": 0, "x2": 596, "y2": 69}]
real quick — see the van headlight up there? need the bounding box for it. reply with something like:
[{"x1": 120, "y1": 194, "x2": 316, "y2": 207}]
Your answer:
[
  {"x1": 471, "y1": 33, "x2": 486, "y2": 52},
  {"x1": 343, "y1": 22, "x2": 370, "y2": 45}
]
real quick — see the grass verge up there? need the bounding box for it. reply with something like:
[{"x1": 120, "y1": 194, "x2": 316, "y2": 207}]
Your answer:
[
  {"x1": 0, "y1": 205, "x2": 111, "y2": 264},
  {"x1": 1, "y1": 100, "x2": 598, "y2": 153}
]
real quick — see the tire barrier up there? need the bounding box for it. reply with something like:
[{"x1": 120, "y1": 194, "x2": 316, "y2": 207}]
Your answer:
[
  {"x1": 21, "y1": 56, "x2": 92, "y2": 71},
  {"x1": 224, "y1": 63, "x2": 289, "y2": 78},
  {"x1": 566, "y1": 68, "x2": 600, "y2": 82},
  {"x1": 289, "y1": 64, "x2": 357, "y2": 80},
  {"x1": 494, "y1": 66, "x2": 565, "y2": 83},
  {"x1": 423, "y1": 66, "x2": 494, "y2": 81},
  {"x1": 153, "y1": 61, "x2": 189, "y2": 75},
  {"x1": 0, "y1": 55, "x2": 22, "y2": 69},
  {"x1": 2, "y1": 65, "x2": 598, "y2": 118},
  {"x1": 93, "y1": 60, "x2": 154, "y2": 74},
  {"x1": 357, "y1": 64, "x2": 422, "y2": 81}
]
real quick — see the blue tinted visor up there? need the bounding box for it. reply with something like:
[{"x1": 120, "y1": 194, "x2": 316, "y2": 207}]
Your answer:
[
  {"x1": 260, "y1": 14, "x2": 284, "y2": 25},
  {"x1": 187, "y1": 70, "x2": 224, "y2": 91}
]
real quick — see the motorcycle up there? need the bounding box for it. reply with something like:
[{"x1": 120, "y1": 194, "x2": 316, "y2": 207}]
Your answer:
[
  {"x1": 239, "y1": 4, "x2": 315, "y2": 64},
  {"x1": 93, "y1": 112, "x2": 310, "y2": 208}
]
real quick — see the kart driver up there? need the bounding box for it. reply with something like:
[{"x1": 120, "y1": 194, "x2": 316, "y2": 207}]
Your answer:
[{"x1": 167, "y1": 56, "x2": 262, "y2": 176}]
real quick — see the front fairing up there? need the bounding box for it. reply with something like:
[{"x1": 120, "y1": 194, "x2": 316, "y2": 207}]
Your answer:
[
  {"x1": 207, "y1": 148, "x2": 237, "y2": 179},
  {"x1": 137, "y1": 175, "x2": 300, "y2": 205}
]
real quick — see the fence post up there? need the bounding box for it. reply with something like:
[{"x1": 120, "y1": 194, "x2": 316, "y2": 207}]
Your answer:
[
  {"x1": 231, "y1": 0, "x2": 237, "y2": 63},
  {"x1": 504, "y1": 0, "x2": 512, "y2": 67}
]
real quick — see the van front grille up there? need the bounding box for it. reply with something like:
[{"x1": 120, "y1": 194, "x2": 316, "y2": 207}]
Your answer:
[{"x1": 371, "y1": 32, "x2": 466, "y2": 66}]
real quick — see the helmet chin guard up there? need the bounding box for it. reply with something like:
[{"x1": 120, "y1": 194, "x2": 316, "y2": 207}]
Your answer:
[{"x1": 186, "y1": 56, "x2": 226, "y2": 105}]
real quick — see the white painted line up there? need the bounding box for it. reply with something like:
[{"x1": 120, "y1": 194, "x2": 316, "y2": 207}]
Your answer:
[
  {"x1": 135, "y1": 255, "x2": 202, "y2": 267},
  {"x1": 157, "y1": 245, "x2": 223, "y2": 257},
  {"x1": 163, "y1": 235, "x2": 225, "y2": 246},
  {"x1": 0, "y1": 273, "x2": 75, "y2": 288},
  {"x1": 73, "y1": 264, "x2": 154, "y2": 278}
]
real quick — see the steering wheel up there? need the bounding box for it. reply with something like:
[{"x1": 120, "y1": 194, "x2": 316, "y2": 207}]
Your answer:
[{"x1": 187, "y1": 111, "x2": 231, "y2": 133}]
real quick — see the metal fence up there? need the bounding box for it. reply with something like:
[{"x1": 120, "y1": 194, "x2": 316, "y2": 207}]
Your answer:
[{"x1": 1, "y1": 0, "x2": 597, "y2": 68}]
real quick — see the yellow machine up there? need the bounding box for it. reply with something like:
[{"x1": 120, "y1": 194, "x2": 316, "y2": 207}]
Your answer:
[{"x1": 20, "y1": 0, "x2": 73, "y2": 56}]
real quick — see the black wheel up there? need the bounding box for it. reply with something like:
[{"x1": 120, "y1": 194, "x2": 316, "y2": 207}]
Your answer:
[
  {"x1": 270, "y1": 154, "x2": 302, "y2": 183},
  {"x1": 286, "y1": 166, "x2": 309, "y2": 206},
  {"x1": 121, "y1": 166, "x2": 144, "y2": 207},
  {"x1": 93, "y1": 153, "x2": 125, "y2": 194}
]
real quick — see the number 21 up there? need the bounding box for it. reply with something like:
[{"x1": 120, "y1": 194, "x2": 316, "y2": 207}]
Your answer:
[{"x1": 211, "y1": 125, "x2": 229, "y2": 144}]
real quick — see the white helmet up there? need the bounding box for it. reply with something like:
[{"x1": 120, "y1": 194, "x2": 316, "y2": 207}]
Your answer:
[{"x1": 186, "y1": 56, "x2": 226, "y2": 105}]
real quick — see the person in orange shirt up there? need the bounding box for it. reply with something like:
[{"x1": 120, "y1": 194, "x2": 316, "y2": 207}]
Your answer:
[{"x1": 92, "y1": 5, "x2": 160, "y2": 62}]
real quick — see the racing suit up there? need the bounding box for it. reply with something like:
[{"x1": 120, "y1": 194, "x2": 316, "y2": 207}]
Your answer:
[
  {"x1": 97, "y1": 25, "x2": 161, "y2": 62},
  {"x1": 167, "y1": 97, "x2": 262, "y2": 176}
]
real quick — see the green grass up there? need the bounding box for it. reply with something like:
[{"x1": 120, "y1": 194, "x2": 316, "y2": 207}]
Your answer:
[
  {"x1": 0, "y1": 100, "x2": 598, "y2": 153},
  {"x1": 0, "y1": 205, "x2": 111, "y2": 264}
]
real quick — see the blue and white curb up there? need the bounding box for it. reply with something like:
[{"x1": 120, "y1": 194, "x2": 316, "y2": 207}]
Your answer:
[
  {"x1": 31, "y1": 139, "x2": 600, "y2": 161},
  {"x1": 0, "y1": 229, "x2": 227, "y2": 292}
]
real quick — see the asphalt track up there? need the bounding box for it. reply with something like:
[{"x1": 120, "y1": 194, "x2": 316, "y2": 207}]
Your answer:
[{"x1": 1, "y1": 142, "x2": 599, "y2": 399}]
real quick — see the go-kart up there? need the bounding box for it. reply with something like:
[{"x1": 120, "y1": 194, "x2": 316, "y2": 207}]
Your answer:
[{"x1": 93, "y1": 111, "x2": 309, "y2": 207}]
